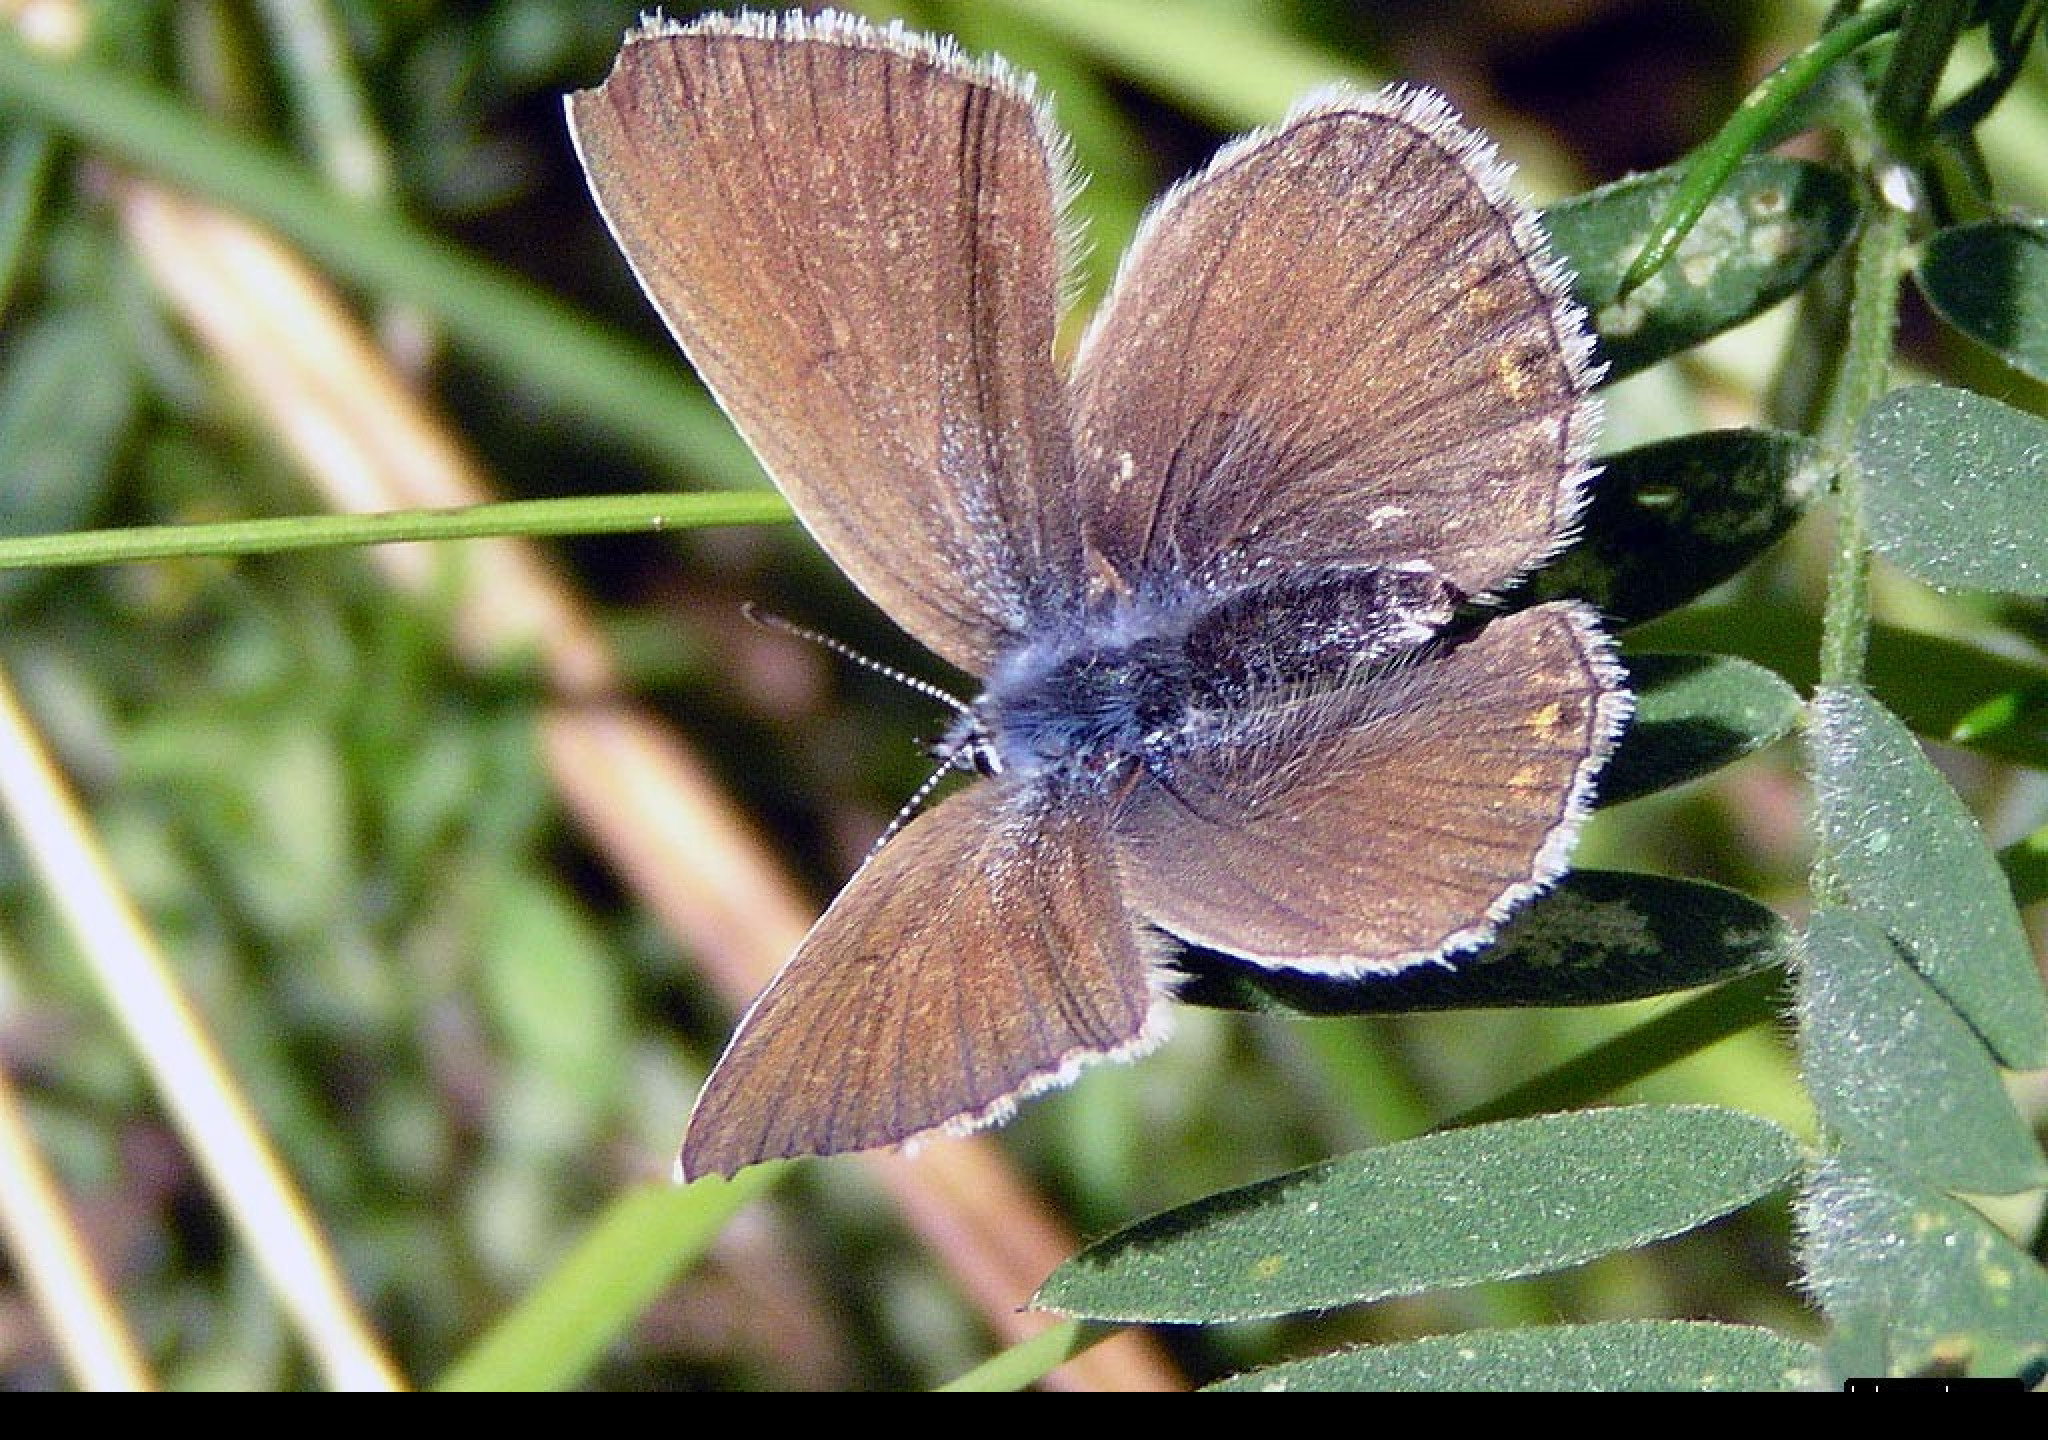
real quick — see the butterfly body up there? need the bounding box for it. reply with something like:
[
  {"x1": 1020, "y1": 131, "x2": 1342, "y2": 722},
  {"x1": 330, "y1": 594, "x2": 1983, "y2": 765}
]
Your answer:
[
  {"x1": 959, "y1": 617, "x2": 1194, "y2": 787},
  {"x1": 958, "y1": 562, "x2": 1464, "y2": 791}
]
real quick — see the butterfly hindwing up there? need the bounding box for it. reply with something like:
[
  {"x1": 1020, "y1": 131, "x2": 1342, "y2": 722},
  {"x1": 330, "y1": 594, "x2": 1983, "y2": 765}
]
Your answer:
[
  {"x1": 1111, "y1": 602, "x2": 1628, "y2": 971},
  {"x1": 681, "y1": 780, "x2": 1161, "y2": 1179}
]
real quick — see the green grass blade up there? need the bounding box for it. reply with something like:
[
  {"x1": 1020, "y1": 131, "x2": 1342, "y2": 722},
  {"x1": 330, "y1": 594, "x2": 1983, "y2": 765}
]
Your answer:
[{"x1": 435, "y1": 1170, "x2": 782, "y2": 1393}]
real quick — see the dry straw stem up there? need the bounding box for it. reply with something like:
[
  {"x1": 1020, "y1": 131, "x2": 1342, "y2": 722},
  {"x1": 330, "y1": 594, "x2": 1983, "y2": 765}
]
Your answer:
[
  {"x1": 0, "y1": 0, "x2": 397, "y2": 1391},
  {"x1": 115, "y1": 179, "x2": 1180, "y2": 1392},
  {"x1": 0, "y1": 1026, "x2": 154, "y2": 1389},
  {"x1": 0, "y1": 659, "x2": 403, "y2": 1390}
]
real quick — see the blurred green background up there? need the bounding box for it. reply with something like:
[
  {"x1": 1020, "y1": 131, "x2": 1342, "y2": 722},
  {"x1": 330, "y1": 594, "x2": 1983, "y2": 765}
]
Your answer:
[{"x1": 0, "y1": 0, "x2": 2042, "y2": 1391}]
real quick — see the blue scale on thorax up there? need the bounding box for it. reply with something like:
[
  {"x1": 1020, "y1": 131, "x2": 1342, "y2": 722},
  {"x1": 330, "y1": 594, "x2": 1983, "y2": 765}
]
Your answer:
[{"x1": 950, "y1": 562, "x2": 1464, "y2": 789}]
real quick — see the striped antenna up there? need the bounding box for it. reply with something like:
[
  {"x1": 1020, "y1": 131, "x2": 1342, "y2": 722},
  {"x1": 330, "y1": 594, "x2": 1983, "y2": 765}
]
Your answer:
[
  {"x1": 742, "y1": 604, "x2": 986, "y2": 860},
  {"x1": 741, "y1": 603, "x2": 972, "y2": 715}
]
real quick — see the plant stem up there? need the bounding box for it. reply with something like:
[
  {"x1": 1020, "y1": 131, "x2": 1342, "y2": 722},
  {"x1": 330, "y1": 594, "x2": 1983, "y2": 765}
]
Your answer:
[
  {"x1": 1816, "y1": 170, "x2": 1918, "y2": 690},
  {"x1": 1872, "y1": 0, "x2": 1973, "y2": 155},
  {"x1": 1619, "y1": 0, "x2": 1907, "y2": 294},
  {"x1": 255, "y1": 0, "x2": 394, "y2": 202},
  {"x1": 0, "y1": 492, "x2": 791, "y2": 572},
  {"x1": 1807, "y1": 11, "x2": 1936, "y2": 923}
]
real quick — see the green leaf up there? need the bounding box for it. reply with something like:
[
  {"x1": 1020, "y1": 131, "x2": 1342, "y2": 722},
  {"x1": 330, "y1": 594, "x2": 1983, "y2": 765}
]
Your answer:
[
  {"x1": 964, "y1": 0, "x2": 1376, "y2": 132},
  {"x1": 1916, "y1": 220, "x2": 2048, "y2": 383},
  {"x1": 1511, "y1": 429, "x2": 1827, "y2": 626},
  {"x1": 1207, "y1": 1321, "x2": 1820, "y2": 1392},
  {"x1": 1636, "y1": 601, "x2": 2048, "y2": 769},
  {"x1": 1454, "y1": 970, "x2": 1784, "y2": 1129},
  {"x1": 0, "y1": 308, "x2": 135, "y2": 606},
  {"x1": 1035, "y1": 1105, "x2": 1800, "y2": 1323},
  {"x1": 1809, "y1": 685, "x2": 2048, "y2": 1069},
  {"x1": 1949, "y1": 684, "x2": 2048, "y2": 758},
  {"x1": 0, "y1": 121, "x2": 54, "y2": 319},
  {"x1": 480, "y1": 875, "x2": 629, "y2": 1104},
  {"x1": 1599, "y1": 652, "x2": 1803, "y2": 806},
  {"x1": 1800, "y1": 908, "x2": 2047, "y2": 1196},
  {"x1": 1799, "y1": 1155, "x2": 2048, "y2": 1380},
  {"x1": 1173, "y1": 871, "x2": 1789, "y2": 1015},
  {"x1": 1861, "y1": 629, "x2": 2048, "y2": 771},
  {"x1": 936, "y1": 1320, "x2": 1108, "y2": 1393},
  {"x1": 2002, "y1": 823, "x2": 2048, "y2": 909},
  {"x1": 0, "y1": 29, "x2": 761, "y2": 483},
  {"x1": 1544, "y1": 159, "x2": 1856, "y2": 380},
  {"x1": 1858, "y1": 385, "x2": 2048, "y2": 596}
]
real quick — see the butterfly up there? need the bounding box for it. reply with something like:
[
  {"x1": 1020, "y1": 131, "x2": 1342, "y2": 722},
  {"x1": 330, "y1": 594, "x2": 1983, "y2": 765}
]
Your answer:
[{"x1": 567, "y1": 11, "x2": 1630, "y2": 1179}]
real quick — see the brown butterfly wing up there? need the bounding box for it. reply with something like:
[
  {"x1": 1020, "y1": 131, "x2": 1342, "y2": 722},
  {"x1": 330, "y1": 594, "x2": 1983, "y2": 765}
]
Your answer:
[
  {"x1": 680, "y1": 780, "x2": 1161, "y2": 1179},
  {"x1": 1070, "y1": 89, "x2": 1599, "y2": 601},
  {"x1": 1111, "y1": 603, "x2": 1628, "y2": 971},
  {"x1": 569, "y1": 17, "x2": 1080, "y2": 674}
]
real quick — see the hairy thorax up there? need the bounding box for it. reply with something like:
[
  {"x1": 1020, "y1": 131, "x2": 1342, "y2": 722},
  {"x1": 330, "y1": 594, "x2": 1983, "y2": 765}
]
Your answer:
[{"x1": 948, "y1": 563, "x2": 1464, "y2": 791}]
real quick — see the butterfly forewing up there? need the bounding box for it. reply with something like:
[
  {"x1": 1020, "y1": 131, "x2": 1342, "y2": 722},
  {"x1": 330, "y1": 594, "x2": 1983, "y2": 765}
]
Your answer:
[
  {"x1": 680, "y1": 781, "x2": 1160, "y2": 1179},
  {"x1": 1070, "y1": 90, "x2": 1598, "y2": 601},
  {"x1": 569, "y1": 17, "x2": 1080, "y2": 674},
  {"x1": 1111, "y1": 602, "x2": 1628, "y2": 971}
]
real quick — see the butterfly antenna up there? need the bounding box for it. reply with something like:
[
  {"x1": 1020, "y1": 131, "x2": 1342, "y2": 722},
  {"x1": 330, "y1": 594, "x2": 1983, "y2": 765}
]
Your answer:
[
  {"x1": 742, "y1": 602, "x2": 971, "y2": 715},
  {"x1": 743, "y1": 604, "x2": 981, "y2": 863},
  {"x1": 862, "y1": 751, "x2": 965, "y2": 861}
]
